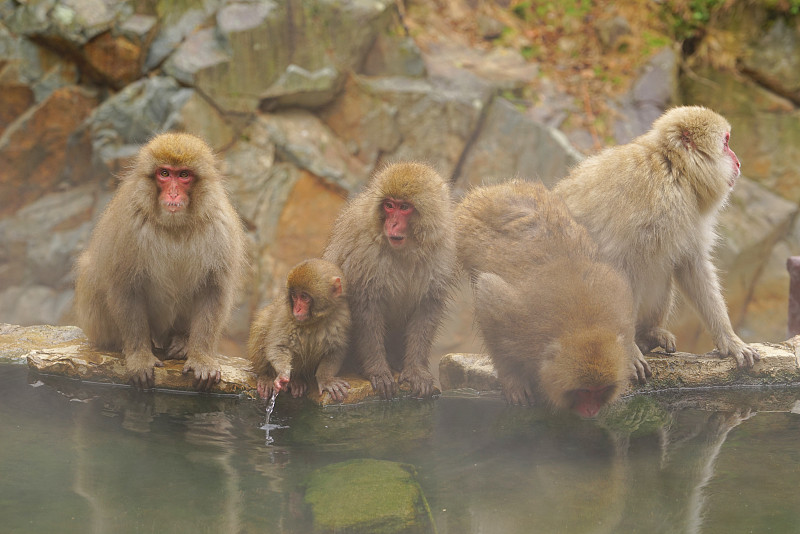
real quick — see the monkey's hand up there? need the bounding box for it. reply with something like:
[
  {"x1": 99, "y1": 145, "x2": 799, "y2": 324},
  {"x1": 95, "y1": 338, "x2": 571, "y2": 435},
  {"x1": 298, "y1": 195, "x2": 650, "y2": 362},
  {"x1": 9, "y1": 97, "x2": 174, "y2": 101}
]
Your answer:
[
  {"x1": 715, "y1": 335, "x2": 760, "y2": 368},
  {"x1": 369, "y1": 371, "x2": 397, "y2": 400},
  {"x1": 399, "y1": 366, "x2": 436, "y2": 398},
  {"x1": 318, "y1": 376, "x2": 350, "y2": 402},
  {"x1": 126, "y1": 350, "x2": 163, "y2": 390},
  {"x1": 635, "y1": 327, "x2": 677, "y2": 354},
  {"x1": 288, "y1": 378, "x2": 308, "y2": 398},
  {"x1": 274, "y1": 374, "x2": 290, "y2": 393},
  {"x1": 630, "y1": 347, "x2": 652, "y2": 384},
  {"x1": 257, "y1": 375, "x2": 280, "y2": 399},
  {"x1": 501, "y1": 377, "x2": 535, "y2": 406},
  {"x1": 183, "y1": 354, "x2": 221, "y2": 392}
]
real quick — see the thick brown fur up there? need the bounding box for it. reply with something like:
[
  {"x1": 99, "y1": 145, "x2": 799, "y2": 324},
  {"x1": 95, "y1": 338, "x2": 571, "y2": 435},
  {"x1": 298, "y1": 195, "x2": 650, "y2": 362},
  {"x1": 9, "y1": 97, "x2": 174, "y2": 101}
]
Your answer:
[
  {"x1": 323, "y1": 161, "x2": 457, "y2": 398},
  {"x1": 248, "y1": 259, "x2": 351, "y2": 401},
  {"x1": 74, "y1": 132, "x2": 247, "y2": 390},
  {"x1": 456, "y1": 180, "x2": 633, "y2": 414},
  {"x1": 554, "y1": 106, "x2": 759, "y2": 368}
]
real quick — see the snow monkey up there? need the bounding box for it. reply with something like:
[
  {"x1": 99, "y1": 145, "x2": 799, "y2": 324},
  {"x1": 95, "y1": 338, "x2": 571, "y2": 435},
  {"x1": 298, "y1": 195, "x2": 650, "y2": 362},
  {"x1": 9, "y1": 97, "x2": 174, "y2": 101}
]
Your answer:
[
  {"x1": 323, "y1": 162, "x2": 457, "y2": 399},
  {"x1": 248, "y1": 259, "x2": 351, "y2": 402},
  {"x1": 456, "y1": 180, "x2": 634, "y2": 417},
  {"x1": 554, "y1": 106, "x2": 759, "y2": 368},
  {"x1": 74, "y1": 132, "x2": 247, "y2": 391}
]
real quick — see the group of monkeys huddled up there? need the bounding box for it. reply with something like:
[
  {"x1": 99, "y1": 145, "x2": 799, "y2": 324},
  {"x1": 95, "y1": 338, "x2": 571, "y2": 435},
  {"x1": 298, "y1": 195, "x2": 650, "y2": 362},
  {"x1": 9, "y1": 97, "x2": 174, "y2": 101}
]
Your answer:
[{"x1": 73, "y1": 105, "x2": 759, "y2": 418}]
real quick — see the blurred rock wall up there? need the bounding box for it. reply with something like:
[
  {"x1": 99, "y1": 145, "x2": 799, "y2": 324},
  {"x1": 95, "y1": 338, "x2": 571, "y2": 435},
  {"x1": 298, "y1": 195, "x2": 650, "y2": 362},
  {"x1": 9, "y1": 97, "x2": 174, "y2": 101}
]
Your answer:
[{"x1": 0, "y1": 0, "x2": 797, "y2": 357}]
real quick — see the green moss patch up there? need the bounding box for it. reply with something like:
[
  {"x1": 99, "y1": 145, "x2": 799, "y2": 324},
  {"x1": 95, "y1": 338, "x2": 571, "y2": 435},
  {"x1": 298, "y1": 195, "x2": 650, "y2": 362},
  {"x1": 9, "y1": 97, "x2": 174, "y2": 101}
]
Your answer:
[{"x1": 304, "y1": 459, "x2": 435, "y2": 534}]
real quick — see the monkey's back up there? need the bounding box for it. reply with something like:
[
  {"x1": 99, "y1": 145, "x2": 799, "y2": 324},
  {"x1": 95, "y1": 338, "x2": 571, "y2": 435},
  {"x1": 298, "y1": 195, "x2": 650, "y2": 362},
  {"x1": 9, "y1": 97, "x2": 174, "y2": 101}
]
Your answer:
[
  {"x1": 458, "y1": 180, "x2": 634, "y2": 408},
  {"x1": 455, "y1": 180, "x2": 597, "y2": 280}
]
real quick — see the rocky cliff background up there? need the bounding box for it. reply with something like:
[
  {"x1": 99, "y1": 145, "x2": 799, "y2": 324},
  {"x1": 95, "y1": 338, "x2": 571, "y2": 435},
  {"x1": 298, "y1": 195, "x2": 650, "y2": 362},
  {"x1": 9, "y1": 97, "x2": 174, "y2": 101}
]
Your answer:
[{"x1": 1, "y1": 0, "x2": 799, "y2": 358}]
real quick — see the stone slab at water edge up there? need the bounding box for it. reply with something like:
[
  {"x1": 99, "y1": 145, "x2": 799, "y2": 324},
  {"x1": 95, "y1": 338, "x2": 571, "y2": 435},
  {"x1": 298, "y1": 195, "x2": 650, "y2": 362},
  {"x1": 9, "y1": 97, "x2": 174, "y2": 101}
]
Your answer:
[{"x1": 2, "y1": 324, "x2": 799, "y2": 402}]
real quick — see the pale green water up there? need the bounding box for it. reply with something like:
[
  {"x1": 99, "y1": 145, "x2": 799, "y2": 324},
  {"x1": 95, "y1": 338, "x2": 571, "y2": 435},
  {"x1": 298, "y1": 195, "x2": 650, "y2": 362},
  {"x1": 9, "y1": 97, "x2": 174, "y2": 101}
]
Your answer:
[{"x1": 1, "y1": 363, "x2": 799, "y2": 534}]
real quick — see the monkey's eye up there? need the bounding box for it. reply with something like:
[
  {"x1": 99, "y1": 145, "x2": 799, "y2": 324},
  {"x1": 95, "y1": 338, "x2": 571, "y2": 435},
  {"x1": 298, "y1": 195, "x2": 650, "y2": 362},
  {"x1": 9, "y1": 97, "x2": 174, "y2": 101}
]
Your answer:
[
  {"x1": 299, "y1": 292, "x2": 311, "y2": 303},
  {"x1": 179, "y1": 170, "x2": 189, "y2": 178},
  {"x1": 159, "y1": 169, "x2": 169, "y2": 177},
  {"x1": 383, "y1": 200, "x2": 395, "y2": 211},
  {"x1": 724, "y1": 132, "x2": 730, "y2": 147},
  {"x1": 399, "y1": 203, "x2": 412, "y2": 212}
]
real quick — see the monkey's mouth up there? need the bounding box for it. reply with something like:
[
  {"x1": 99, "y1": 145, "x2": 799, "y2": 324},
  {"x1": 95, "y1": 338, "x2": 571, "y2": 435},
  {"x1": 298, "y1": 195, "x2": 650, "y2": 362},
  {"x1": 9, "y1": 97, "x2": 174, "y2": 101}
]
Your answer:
[
  {"x1": 729, "y1": 168, "x2": 741, "y2": 188},
  {"x1": 163, "y1": 201, "x2": 187, "y2": 213},
  {"x1": 388, "y1": 235, "x2": 407, "y2": 248}
]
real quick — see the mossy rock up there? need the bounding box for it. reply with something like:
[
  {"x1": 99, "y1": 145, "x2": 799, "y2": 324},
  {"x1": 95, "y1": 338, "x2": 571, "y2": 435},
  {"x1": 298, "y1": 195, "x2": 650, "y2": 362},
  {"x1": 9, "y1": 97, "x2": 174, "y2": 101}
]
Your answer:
[{"x1": 304, "y1": 459, "x2": 435, "y2": 534}]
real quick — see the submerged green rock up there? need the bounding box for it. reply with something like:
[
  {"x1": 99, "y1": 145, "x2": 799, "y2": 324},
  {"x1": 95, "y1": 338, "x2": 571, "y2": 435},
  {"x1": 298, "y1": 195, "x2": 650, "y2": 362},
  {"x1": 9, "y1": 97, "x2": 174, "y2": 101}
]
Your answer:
[{"x1": 304, "y1": 459, "x2": 435, "y2": 534}]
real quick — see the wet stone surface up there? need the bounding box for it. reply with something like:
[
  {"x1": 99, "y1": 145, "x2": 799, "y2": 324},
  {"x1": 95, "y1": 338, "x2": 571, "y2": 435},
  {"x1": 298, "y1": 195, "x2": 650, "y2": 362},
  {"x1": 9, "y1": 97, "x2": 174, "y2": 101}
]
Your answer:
[{"x1": 3, "y1": 324, "x2": 799, "y2": 403}]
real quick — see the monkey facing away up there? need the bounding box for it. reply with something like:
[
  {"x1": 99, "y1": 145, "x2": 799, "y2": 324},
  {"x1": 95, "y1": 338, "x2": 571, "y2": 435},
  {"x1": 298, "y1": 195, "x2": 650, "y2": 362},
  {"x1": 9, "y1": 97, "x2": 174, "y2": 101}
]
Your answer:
[
  {"x1": 554, "y1": 106, "x2": 759, "y2": 368},
  {"x1": 456, "y1": 180, "x2": 634, "y2": 416},
  {"x1": 74, "y1": 133, "x2": 247, "y2": 391},
  {"x1": 323, "y1": 162, "x2": 457, "y2": 399},
  {"x1": 248, "y1": 259, "x2": 351, "y2": 402}
]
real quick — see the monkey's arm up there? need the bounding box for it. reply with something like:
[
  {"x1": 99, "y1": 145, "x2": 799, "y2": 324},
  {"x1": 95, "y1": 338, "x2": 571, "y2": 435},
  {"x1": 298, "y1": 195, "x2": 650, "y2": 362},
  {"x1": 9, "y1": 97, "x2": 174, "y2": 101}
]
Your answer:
[
  {"x1": 351, "y1": 294, "x2": 394, "y2": 398},
  {"x1": 252, "y1": 342, "x2": 292, "y2": 399},
  {"x1": 315, "y1": 347, "x2": 350, "y2": 402},
  {"x1": 106, "y1": 281, "x2": 163, "y2": 389},
  {"x1": 675, "y1": 255, "x2": 759, "y2": 367},
  {"x1": 183, "y1": 275, "x2": 230, "y2": 390},
  {"x1": 399, "y1": 291, "x2": 445, "y2": 398}
]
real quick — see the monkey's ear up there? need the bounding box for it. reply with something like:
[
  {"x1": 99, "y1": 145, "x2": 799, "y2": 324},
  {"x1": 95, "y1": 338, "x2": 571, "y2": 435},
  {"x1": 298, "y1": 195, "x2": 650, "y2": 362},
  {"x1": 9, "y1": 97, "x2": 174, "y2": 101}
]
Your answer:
[{"x1": 330, "y1": 276, "x2": 343, "y2": 297}]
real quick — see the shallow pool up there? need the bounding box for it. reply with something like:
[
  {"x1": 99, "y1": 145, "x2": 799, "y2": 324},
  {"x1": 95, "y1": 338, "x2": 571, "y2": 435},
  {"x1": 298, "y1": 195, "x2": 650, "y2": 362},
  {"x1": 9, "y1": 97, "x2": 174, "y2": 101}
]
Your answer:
[{"x1": 1, "y1": 363, "x2": 798, "y2": 534}]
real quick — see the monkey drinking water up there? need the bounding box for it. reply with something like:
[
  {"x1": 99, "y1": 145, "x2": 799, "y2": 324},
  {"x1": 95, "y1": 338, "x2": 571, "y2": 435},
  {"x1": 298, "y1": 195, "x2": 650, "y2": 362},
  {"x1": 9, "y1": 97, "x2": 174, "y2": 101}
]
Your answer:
[{"x1": 456, "y1": 180, "x2": 634, "y2": 417}]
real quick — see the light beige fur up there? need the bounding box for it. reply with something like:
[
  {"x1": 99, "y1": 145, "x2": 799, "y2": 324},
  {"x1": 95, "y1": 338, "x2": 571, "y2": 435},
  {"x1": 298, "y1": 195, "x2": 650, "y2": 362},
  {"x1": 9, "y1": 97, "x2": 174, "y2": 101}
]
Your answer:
[{"x1": 554, "y1": 106, "x2": 758, "y2": 368}]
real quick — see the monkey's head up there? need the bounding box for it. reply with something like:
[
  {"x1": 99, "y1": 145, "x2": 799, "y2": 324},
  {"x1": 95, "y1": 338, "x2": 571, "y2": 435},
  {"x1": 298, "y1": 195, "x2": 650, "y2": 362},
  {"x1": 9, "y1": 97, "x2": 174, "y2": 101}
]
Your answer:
[
  {"x1": 285, "y1": 259, "x2": 346, "y2": 324},
  {"x1": 538, "y1": 327, "x2": 629, "y2": 418},
  {"x1": 370, "y1": 162, "x2": 452, "y2": 251},
  {"x1": 653, "y1": 106, "x2": 741, "y2": 212},
  {"x1": 134, "y1": 132, "x2": 221, "y2": 224}
]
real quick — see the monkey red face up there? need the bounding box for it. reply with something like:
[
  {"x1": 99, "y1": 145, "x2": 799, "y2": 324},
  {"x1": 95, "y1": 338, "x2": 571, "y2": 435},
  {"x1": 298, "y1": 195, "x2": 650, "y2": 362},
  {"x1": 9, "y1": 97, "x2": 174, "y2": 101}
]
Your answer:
[
  {"x1": 155, "y1": 165, "x2": 193, "y2": 213},
  {"x1": 383, "y1": 198, "x2": 414, "y2": 249},
  {"x1": 724, "y1": 132, "x2": 740, "y2": 187},
  {"x1": 569, "y1": 385, "x2": 615, "y2": 418},
  {"x1": 291, "y1": 290, "x2": 312, "y2": 322}
]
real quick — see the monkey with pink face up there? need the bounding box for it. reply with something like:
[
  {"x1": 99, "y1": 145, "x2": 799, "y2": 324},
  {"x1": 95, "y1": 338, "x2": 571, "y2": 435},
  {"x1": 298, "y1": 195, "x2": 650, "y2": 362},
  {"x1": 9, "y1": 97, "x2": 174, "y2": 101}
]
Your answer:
[
  {"x1": 74, "y1": 133, "x2": 247, "y2": 391},
  {"x1": 323, "y1": 162, "x2": 457, "y2": 399},
  {"x1": 555, "y1": 106, "x2": 759, "y2": 374}
]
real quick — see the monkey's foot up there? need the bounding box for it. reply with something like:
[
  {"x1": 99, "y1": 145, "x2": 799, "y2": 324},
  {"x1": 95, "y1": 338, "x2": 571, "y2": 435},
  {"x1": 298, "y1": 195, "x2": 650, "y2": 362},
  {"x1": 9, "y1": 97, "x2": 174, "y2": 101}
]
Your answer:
[
  {"x1": 399, "y1": 366, "x2": 436, "y2": 398},
  {"x1": 369, "y1": 371, "x2": 397, "y2": 400},
  {"x1": 501, "y1": 378, "x2": 535, "y2": 406},
  {"x1": 182, "y1": 355, "x2": 221, "y2": 391},
  {"x1": 636, "y1": 327, "x2": 676, "y2": 354},
  {"x1": 288, "y1": 378, "x2": 308, "y2": 398},
  {"x1": 165, "y1": 335, "x2": 189, "y2": 360},
  {"x1": 715, "y1": 336, "x2": 760, "y2": 368},
  {"x1": 318, "y1": 376, "x2": 350, "y2": 402},
  {"x1": 126, "y1": 350, "x2": 163, "y2": 390}
]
